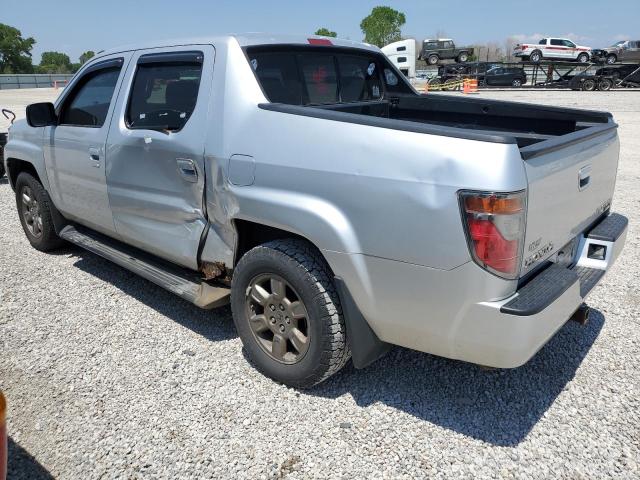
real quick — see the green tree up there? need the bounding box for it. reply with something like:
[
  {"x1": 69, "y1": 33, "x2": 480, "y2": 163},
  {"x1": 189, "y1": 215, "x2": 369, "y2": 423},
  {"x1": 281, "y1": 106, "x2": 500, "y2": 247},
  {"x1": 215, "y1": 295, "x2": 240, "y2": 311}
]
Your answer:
[
  {"x1": 0, "y1": 23, "x2": 35, "y2": 73},
  {"x1": 360, "y1": 6, "x2": 406, "y2": 48},
  {"x1": 314, "y1": 28, "x2": 337, "y2": 38},
  {"x1": 79, "y1": 50, "x2": 95, "y2": 64},
  {"x1": 39, "y1": 51, "x2": 72, "y2": 73}
]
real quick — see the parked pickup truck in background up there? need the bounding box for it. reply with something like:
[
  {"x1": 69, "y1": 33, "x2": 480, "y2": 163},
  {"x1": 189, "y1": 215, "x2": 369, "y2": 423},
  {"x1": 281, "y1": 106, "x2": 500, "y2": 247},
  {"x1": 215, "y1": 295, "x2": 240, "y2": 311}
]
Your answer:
[
  {"x1": 4, "y1": 34, "x2": 627, "y2": 388},
  {"x1": 419, "y1": 39, "x2": 474, "y2": 65},
  {"x1": 592, "y1": 40, "x2": 640, "y2": 65},
  {"x1": 514, "y1": 38, "x2": 592, "y2": 63}
]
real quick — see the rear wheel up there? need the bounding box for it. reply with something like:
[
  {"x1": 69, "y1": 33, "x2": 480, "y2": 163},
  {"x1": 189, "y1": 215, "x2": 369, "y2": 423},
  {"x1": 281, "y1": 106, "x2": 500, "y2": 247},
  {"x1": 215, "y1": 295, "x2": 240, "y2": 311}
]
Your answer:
[
  {"x1": 606, "y1": 54, "x2": 617, "y2": 65},
  {"x1": 427, "y1": 54, "x2": 439, "y2": 65},
  {"x1": 530, "y1": 50, "x2": 542, "y2": 63},
  {"x1": 512, "y1": 78, "x2": 523, "y2": 87},
  {"x1": 577, "y1": 52, "x2": 590, "y2": 63},
  {"x1": 456, "y1": 52, "x2": 469, "y2": 63},
  {"x1": 15, "y1": 172, "x2": 65, "y2": 251},
  {"x1": 581, "y1": 78, "x2": 597, "y2": 91},
  {"x1": 598, "y1": 78, "x2": 613, "y2": 91},
  {"x1": 231, "y1": 239, "x2": 350, "y2": 388}
]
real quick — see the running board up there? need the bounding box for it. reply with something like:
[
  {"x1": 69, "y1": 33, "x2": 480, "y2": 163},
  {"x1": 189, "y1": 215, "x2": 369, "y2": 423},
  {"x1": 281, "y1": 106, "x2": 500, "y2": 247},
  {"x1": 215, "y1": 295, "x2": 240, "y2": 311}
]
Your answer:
[{"x1": 59, "y1": 225, "x2": 229, "y2": 309}]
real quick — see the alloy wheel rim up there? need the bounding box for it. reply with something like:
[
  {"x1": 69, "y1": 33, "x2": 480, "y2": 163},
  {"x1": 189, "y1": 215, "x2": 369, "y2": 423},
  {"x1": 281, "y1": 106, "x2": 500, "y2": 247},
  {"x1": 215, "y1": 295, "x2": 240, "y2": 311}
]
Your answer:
[
  {"x1": 21, "y1": 186, "x2": 43, "y2": 238},
  {"x1": 245, "y1": 273, "x2": 310, "y2": 364}
]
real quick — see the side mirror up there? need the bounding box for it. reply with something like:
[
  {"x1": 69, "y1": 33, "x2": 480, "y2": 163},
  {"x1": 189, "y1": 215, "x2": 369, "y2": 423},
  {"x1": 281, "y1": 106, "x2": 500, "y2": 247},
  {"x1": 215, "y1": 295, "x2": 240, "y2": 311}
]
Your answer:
[{"x1": 26, "y1": 102, "x2": 57, "y2": 127}]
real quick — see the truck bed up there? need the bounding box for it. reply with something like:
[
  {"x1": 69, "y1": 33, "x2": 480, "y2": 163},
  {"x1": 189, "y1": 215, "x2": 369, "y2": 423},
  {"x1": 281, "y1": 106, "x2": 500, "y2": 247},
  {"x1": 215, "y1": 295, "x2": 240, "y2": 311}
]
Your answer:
[
  {"x1": 260, "y1": 93, "x2": 616, "y2": 154},
  {"x1": 259, "y1": 93, "x2": 619, "y2": 277}
]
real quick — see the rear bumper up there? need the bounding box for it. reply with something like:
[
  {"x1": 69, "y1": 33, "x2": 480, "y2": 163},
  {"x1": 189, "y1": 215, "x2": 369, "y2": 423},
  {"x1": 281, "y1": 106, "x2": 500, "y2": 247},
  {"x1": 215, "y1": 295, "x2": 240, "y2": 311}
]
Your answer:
[
  {"x1": 454, "y1": 212, "x2": 627, "y2": 368},
  {"x1": 325, "y1": 212, "x2": 628, "y2": 369}
]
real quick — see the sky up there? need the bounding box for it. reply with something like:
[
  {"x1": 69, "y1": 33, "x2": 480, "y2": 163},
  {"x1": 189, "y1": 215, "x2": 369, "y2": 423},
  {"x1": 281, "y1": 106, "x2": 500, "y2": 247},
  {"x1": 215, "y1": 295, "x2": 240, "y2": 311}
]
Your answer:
[{"x1": 4, "y1": 0, "x2": 639, "y2": 64}]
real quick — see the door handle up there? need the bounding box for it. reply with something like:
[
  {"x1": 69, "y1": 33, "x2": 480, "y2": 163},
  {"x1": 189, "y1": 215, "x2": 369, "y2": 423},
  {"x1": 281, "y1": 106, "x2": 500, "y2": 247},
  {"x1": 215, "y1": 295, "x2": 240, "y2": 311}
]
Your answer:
[
  {"x1": 176, "y1": 158, "x2": 198, "y2": 183},
  {"x1": 89, "y1": 148, "x2": 101, "y2": 167}
]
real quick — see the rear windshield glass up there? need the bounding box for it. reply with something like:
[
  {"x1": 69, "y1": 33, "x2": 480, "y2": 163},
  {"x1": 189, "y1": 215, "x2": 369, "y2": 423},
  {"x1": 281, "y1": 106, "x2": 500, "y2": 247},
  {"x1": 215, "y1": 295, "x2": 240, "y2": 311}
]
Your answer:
[{"x1": 247, "y1": 48, "x2": 384, "y2": 105}]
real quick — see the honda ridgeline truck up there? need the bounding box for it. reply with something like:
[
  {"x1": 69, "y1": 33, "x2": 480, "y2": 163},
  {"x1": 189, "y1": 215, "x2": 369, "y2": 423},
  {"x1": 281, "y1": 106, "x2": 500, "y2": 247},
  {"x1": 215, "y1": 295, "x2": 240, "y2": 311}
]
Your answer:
[{"x1": 4, "y1": 34, "x2": 627, "y2": 388}]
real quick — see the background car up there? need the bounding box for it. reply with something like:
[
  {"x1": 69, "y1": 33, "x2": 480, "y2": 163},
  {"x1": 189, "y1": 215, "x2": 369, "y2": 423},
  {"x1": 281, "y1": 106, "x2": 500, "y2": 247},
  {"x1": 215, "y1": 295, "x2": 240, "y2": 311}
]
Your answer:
[
  {"x1": 592, "y1": 40, "x2": 640, "y2": 64},
  {"x1": 484, "y1": 67, "x2": 527, "y2": 87},
  {"x1": 595, "y1": 64, "x2": 640, "y2": 82}
]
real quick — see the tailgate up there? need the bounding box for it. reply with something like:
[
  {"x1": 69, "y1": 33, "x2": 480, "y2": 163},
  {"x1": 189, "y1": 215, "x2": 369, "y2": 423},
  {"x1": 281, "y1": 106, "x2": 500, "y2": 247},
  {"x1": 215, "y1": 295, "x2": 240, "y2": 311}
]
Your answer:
[{"x1": 520, "y1": 123, "x2": 619, "y2": 276}]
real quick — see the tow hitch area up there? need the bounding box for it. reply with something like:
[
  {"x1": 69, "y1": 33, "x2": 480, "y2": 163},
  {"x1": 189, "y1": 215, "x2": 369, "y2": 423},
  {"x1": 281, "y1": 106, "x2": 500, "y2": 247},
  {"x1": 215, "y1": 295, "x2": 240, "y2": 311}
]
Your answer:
[{"x1": 569, "y1": 303, "x2": 590, "y2": 326}]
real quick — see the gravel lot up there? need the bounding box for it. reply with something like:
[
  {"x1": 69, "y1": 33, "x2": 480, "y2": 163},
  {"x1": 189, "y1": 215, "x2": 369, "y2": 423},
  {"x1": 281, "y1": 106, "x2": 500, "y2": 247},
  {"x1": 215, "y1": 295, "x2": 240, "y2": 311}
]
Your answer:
[{"x1": 1, "y1": 88, "x2": 639, "y2": 479}]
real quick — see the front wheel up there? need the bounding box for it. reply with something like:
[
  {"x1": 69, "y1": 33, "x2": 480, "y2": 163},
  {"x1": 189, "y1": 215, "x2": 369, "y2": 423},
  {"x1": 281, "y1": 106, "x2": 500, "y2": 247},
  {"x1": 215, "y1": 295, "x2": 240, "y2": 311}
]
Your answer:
[
  {"x1": 15, "y1": 172, "x2": 65, "y2": 251},
  {"x1": 231, "y1": 239, "x2": 351, "y2": 388}
]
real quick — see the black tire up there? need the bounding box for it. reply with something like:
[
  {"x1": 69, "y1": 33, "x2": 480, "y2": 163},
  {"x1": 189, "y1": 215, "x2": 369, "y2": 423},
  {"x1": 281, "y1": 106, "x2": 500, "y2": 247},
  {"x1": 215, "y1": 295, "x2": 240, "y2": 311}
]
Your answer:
[
  {"x1": 231, "y1": 239, "x2": 351, "y2": 388},
  {"x1": 606, "y1": 54, "x2": 617, "y2": 65},
  {"x1": 15, "y1": 172, "x2": 65, "y2": 251},
  {"x1": 456, "y1": 52, "x2": 469, "y2": 63},
  {"x1": 427, "y1": 54, "x2": 439, "y2": 65},
  {"x1": 512, "y1": 78, "x2": 523, "y2": 87},
  {"x1": 598, "y1": 78, "x2": 613, "y2": 91},
  {"x1": 577, "y1": 52, "x2": 590, "y2": 63},
  {"x1": 581, "y1": 78, "x2": 597, "y2": 91},
  {"x1": 530, "y1": 50, "x2": 542, "y2": 63},
  {"x1": 0, "y1": 161, "x2": 5, "y2": 179}
]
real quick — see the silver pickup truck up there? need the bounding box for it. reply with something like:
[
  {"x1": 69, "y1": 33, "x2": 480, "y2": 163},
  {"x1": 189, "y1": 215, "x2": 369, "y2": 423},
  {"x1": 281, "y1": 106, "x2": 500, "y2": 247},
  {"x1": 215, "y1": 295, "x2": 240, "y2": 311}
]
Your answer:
[{"x1": 4, "y1": 34, "x2": 628, "y2": 388}]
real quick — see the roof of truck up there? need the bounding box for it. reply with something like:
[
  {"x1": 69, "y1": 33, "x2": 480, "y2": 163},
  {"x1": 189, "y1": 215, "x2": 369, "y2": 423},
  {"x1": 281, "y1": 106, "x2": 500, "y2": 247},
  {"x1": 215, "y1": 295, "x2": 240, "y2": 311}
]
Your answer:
[{"x1": 96, "y1": 33, "x2": 379, "y2": 59}]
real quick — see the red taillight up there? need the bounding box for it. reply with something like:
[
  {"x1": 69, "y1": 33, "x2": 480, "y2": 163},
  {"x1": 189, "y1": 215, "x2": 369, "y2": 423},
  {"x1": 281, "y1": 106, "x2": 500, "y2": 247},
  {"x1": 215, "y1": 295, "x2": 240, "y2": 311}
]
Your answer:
[
  {"x1": 459, "y1": 191, "x2": 526, "y2": 279},
  {"x1": 308, "y1": 38, "x2": 333, "y2": 46},
  {"x1": 468, "y1": 218, "x2": 519, "y2": 275}
]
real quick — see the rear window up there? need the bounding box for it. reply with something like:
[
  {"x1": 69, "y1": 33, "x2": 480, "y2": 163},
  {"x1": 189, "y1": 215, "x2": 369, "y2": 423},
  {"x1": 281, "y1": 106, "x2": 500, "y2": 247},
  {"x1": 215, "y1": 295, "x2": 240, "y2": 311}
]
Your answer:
[
  {"x1": 127, "y1": 60, "x2": 202, "y2": 131},
  {"x1": 248, "y1": 49, "x2": 384, "y2": 105}
]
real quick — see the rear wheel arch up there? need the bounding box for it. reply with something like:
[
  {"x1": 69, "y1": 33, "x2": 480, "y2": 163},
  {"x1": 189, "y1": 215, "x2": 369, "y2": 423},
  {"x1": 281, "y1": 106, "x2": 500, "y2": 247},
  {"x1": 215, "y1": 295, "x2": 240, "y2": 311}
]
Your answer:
[{"x1": 233, "y1": 219, "x2": 323, "y2": 268}]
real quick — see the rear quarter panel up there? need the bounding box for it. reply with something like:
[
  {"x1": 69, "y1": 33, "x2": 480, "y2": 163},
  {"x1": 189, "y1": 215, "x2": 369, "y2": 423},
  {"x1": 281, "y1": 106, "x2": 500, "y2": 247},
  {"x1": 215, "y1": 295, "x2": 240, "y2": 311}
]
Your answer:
[{"x1": 203, "y1": 39, "x2": 529, "y2": 272}]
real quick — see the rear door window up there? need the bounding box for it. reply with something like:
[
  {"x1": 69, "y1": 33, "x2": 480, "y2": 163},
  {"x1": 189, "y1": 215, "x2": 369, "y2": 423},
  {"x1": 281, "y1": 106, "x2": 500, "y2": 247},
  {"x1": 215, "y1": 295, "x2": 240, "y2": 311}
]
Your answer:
[{"x1": 126, "y1": 53, "x2": 203, "y2": 131}]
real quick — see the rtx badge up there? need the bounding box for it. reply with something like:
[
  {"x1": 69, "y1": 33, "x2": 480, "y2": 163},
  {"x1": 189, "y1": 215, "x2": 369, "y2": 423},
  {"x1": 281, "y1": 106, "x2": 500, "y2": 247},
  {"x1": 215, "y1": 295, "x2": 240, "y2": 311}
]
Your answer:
[{"x1": 525, "y1": 240, "x2": 554, "y2": 268}]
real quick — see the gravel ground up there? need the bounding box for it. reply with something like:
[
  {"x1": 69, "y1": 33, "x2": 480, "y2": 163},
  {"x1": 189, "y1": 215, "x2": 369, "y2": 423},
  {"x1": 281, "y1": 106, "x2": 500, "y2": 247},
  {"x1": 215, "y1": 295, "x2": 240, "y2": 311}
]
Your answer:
[{"x1": 1, "y1": 89, "x2": 639, "y2": 479}]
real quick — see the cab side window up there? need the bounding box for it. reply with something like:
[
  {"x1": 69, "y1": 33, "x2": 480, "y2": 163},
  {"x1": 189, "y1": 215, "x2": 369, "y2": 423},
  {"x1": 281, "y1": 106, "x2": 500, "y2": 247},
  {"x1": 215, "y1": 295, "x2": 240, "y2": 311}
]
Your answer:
[
  {"x1": 126, "y1": 52, "x2": 203, "y2": 132},
  {"x1": 59, "y1": 67, "x2": 121, "y2": 127}
]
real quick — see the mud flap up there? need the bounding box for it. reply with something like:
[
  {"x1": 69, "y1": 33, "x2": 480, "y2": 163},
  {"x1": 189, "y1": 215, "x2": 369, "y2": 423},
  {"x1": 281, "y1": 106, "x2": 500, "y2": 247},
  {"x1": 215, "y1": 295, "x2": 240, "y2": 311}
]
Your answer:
[{"x1": 334, "y1": 277, "x2": 391, "y2": 369}]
